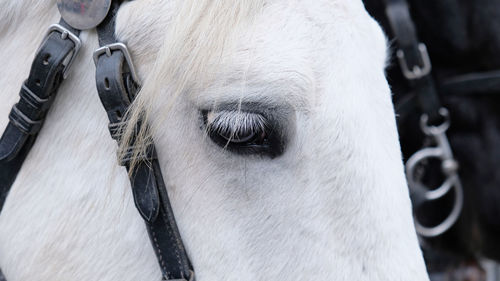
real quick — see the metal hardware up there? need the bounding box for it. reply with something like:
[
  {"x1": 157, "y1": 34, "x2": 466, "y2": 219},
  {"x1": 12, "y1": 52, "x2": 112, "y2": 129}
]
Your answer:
[
  {"x1": 405, "y1": 108, "x2": 464, "y2": 237},
  {"x1": 9, "y1": 105, "x2": 43, "y2": 135},
  {"x1": 43, "y1": 24, "x2": 82, "y2": 79},
  {"x1": 93, "y1": 43, "x2": 140, "y2": 85},
  {"x1": 397, "y1": 43, "x2": 432, "y2": 80},
  {"x1": 57, "y1": 0, "x2": 112, "y2": 30},
  {"x1": 20, "y1": 84, "x2": 49, "y2": 109}
]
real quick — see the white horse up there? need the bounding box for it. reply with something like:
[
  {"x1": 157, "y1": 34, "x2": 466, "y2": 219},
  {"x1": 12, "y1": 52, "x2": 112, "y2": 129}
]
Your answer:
[{"x1": 0, "y1": 0, "x2": 429, "y2": 280}]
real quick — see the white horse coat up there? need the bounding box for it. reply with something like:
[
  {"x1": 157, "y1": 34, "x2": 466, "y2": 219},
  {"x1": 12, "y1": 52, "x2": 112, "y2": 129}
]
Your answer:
[{"x1": 0, "y1": 0, "x2": 429, "y2": 280}]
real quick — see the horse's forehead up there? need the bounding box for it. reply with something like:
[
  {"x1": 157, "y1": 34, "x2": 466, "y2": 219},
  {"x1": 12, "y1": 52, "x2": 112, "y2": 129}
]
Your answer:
[
  {"x1": 116, "y1": 0, "x2": 381, "y2": 106},
  {"x1": 117, "y1": 0, "x2": 369, "y2": 59}
]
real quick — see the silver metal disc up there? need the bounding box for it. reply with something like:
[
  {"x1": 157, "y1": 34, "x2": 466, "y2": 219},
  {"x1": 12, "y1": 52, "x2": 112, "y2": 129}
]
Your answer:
[{"x1": 57, "y1": 0, "x2": 112, "y2": 30}]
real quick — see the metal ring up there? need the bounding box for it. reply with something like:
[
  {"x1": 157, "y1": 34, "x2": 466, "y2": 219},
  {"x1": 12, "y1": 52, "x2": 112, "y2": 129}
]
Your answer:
[
  {"x1": 424, "y1": 175, "x2": 456, "y2": 200},
  {"x1": 405, "y1": 147, "x2": 452, "y2": 198},
  {"x1": 420, "y1": 107, "x2": 450, "y2": 136},
  {"x1": 413, "y1": 176, "x2": 463, "y2": 237}
]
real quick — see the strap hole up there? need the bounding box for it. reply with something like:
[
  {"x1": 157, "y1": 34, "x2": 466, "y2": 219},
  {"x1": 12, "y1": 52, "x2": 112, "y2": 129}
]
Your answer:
[
  {"x1": 35, "y1": 79, "x2": 41, "y2": 87},
  {"x1": 104, "y1": 78, "x2": 110, "y2": 90},
  {"x1": 42, "y1": 54, "x2": 51, "y2": 65},
  {"x1": 116, "y1": 110, "x2": 122, "y2": 118}
]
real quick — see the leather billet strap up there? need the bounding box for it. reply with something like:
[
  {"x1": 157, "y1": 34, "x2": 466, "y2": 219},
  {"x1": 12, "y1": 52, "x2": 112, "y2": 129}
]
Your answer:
[
  {"x1": 383, "y1": 0, "x2": 442, "y2": 124},
  {"x1": 94, "y1": 2, "x2": 194, "y2": 280},
  {"x1": 0, "y1": 19, "x2": 81, "y2": 211}
]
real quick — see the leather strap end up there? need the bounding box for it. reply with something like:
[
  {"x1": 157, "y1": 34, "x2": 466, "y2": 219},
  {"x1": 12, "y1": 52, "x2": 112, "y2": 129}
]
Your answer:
[{"x1": 131, "y1": 162, "x2": 161, "y2": 223}]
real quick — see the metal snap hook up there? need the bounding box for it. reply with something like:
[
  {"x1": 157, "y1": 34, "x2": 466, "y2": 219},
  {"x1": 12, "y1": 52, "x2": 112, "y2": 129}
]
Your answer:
[
  {"x1": 413, "y1": 178, "x2": 463, "y2": 237},
  {"x1": 420, "y1": 107, "x2": 450, "y2": 136},
  {"x1": 406, "y1": 107, "x2": 463, "y2": 237},
  {"x1": 405, "y1": 147, "x2": 452, "y2": 200}
]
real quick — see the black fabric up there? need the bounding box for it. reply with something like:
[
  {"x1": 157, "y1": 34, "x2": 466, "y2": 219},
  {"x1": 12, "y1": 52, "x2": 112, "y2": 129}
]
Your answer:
[
  {"x1": 94, "y1": 2, "x2": 194, "y2": 280},
  {"x1": 0, "y1": 19, "x2": 80, "y2": 211}
]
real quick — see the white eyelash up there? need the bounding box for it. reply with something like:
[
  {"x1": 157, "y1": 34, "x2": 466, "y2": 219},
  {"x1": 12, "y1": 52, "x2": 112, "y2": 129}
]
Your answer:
[{"x1": 206, "y1": 111, "x2": 267, "y2": 137}]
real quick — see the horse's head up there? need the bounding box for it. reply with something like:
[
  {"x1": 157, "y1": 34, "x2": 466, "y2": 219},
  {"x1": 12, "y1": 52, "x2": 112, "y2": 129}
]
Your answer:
[{"x1": 114, "y1": 0, "x2": 428, "y2": 279}]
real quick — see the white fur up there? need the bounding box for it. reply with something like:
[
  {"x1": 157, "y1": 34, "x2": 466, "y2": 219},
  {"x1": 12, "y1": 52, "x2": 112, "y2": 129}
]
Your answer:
[{"x1": 0, "y1": 0, "x2": 429, "y2": 280}]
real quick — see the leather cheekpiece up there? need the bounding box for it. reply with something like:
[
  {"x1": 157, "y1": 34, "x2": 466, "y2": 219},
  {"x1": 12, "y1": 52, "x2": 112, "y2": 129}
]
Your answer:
[
  {"x1": 0, "y1": 19, "x2": 80, "y2": 211},
  {"x1": 94, "y1": 1, "x2": 194, "y2": 279},
  {"x1": 384, "y1": 0, "x2": 442, "y2": 124}
]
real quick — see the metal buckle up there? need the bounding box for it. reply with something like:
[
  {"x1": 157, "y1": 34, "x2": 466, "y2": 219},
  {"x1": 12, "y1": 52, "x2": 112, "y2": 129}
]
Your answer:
[
  {"x1": 397, "y1": 43, "x2": 432, "y2": 80},
  {"x1": 405, "y1": 108, "x2": 464, "y2": 237},
  {"x1": 93, "y1": 43, "x2": 140, "y2": 85},
  {"x1": 43, "y1": 24, "x2": 82, "y2": 79}
]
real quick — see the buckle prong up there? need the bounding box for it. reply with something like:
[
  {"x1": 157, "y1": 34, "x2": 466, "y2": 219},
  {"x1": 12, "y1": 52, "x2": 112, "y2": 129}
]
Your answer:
[
  {"x1": 105, "y1": 47, "x2": 112, "y2": 57},
  {"x1": 42, "y1": 24, "x2": 81, "y2": 79},
  {"x1": 93, "y1": 43, "x2": 140, "y2": 85},
  {"x1": 61, "y1": 30, "x2": 68, "y2": 40}
]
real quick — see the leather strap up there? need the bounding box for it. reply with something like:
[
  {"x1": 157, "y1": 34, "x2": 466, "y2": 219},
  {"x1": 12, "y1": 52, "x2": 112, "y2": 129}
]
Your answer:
[
  {"x1": 0, "y1": 2, "x2": 194, "y2": 280},
  {"x1": 441, "y1": 70, "x2": 500, "y2": 96},
  {"x1": 94, "y1": 2, "x2": 194, "y2": 280},
  {"x1": 382, "y1": 0, "x2": 449, "y2": 209},
  {"x1": 383, "y1": 0, "x2": 442, "y2": 124},
  {"x1": 0, "y1": 19, "x2": 80, "y2": 211}
]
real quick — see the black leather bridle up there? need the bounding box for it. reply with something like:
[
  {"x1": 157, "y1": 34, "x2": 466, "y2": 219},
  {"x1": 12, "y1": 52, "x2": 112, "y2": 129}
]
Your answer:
[
  {"x1": 379, "y1": 0, "x2": 465, "y2": 239},
  {"x1": 0, "y1": 1, "x2": 194, "y2": 280}
]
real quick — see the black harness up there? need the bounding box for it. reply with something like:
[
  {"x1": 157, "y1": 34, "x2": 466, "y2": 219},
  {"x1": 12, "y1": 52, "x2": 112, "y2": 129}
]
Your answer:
[
  {"x1": 371, "y1": 0, "x2": 500, "y2": 272},
  {"x1": 0, "y1": 1, "x2": 194, "y2": 280},
  {"x1": 379, "y1": 0, "x2": 465, "y2": 239},
  {"x1": 0, "y1": 20, "x2": 80, "y2": 209},
  {"x1": 2, "y1": 0, "x2": 486, "y2": 278}
]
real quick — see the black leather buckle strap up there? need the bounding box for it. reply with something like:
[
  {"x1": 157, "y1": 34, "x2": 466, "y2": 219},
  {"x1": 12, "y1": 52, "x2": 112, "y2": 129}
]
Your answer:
[
  {"x1": 383, "y1": 0, "x2": 442, "y2": 124},
  {"x1": 383, "y1": 0, "x2": 448, "y2": 208},
  {"x1": 1, "y1": 2, "x2": 194, "y2": 279},
  {"x1": 0, "y1": 19, "x2": 81, "y2": 211},
  {"x1": 94, "y1": 2, "x2": 194, "y2": 280},
  {"x1": 385, "y1": 2, "x2": 500, "y2": 99},
  {"x1": 383, "y1": 0, "x2": 465, "y2": 237}
]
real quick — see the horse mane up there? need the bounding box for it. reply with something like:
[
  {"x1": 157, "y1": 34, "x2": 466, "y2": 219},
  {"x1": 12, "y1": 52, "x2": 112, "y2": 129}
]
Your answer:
[
  {"x1": 117, "y1": 0, "x2": 266, "y2": 169},
  {"x1": 0, "y1": 0, "x2": 56, "y2": 34}
]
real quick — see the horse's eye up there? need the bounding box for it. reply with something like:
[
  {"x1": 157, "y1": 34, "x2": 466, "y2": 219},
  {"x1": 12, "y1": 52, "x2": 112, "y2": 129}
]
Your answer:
[{"x1": 202, "y1": 110, "x2": 282, "y2": 157}]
